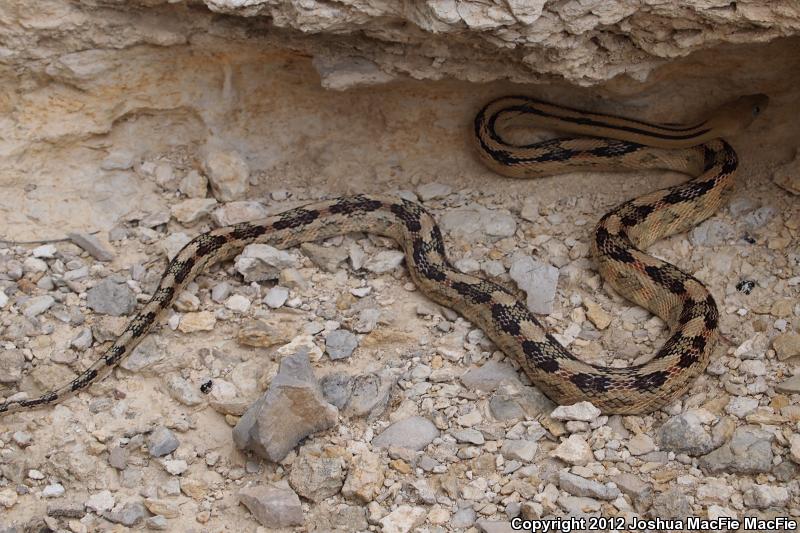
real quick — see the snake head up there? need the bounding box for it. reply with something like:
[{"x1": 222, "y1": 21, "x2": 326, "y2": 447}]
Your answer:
[
  {"x1": 712, "y1": 94, "x2": 769, "y2": 135},
  {"x1": 745, "y1": 93, "x2": 769, "y2": 118}
]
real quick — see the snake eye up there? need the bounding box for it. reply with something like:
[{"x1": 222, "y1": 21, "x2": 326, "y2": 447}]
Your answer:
[{"x1": 752, "y1": 105, "x2": 761, "y2": 116}]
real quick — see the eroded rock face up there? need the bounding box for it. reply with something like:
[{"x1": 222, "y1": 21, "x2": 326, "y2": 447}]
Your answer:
[
  {"x1": 1, "y1": 0, "x2": 798, "y2": 242},
  {"x1": 204, "y1": 0, "x2": 800, "y2": 86}
]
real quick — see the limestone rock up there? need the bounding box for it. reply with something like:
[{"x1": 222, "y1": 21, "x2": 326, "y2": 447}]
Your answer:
[
  {"x1": 204, "y1": 149, "x2": 249, "y2": 201},
  {"x1": 288, "y1": 445, "x2": 347, "y2": 502},
  {"x1": 342, "y1": 450, "x2": 384, "y2": 503},
  {"x1": 699, "y1": 425, "x2": 774, "y2": 474},
  {"x1": 233, "y1": 351, "x2": 338, "y2": 462},
  {"x1": 238, "y1": 484, "x2": 304, "y2": 528},
  {"x1": 551, "y1": 434, "x2": 593, "y2": 466},
  {"x1": 657, "y1": 409, "x2": 716, "y2": 456},
  {"x1": 372, "y1": 416, "x2": 439, "y2": 451}
]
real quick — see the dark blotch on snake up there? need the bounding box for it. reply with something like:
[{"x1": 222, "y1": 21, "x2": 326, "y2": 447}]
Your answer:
[
  {"x1": 330, "y1": 196, "x2": 383, "y2": 215},
  {"x1": 195, "y1": 233, "x2": 228, "y2": 257},
  {"x1": 128, "y1": 311, "x2": 157, "y2": 337},
  {"x1": 390, "y1": 203, "x2": 423, "y2": 232},
  {"x1": 620, "y1": 204, "x2": 656, "y2": 226},
  {"x1": 644, "y1": 265, "x2": 687, "y2": 295},
  {"x1": 71, "y1": 369, "x2": 98, "y2": 391},
  {"x1": 490, "y1": 303, "x2": 521, "y2": 336},
  {"x1": 570, "y1": 372, "x2": 611, "y2": 393},
  {"x1": 632, "y1": 370, "x2": 669, "y2": 391},
  {"x1": 231, "y1": 223, "x2": 267, "y2": 241},
  {"x1": 273, "y1": 209, "x2": 320, "y2": 230},
  {"x1": 411, "y1": 239, "x2": 446, "y2": 282},
  {"x1": 172, "y1": 258, "x2": 195, "y2": 284},
  {"x1": 154, "y1": 286, "x2": 175, "y2": 304},
  {"x1": 105, "y1": 345, "x2": 126, "y2": 365},
  {"x1": 677, "y1": 350, "x2": 700, "y2": 369},
  {"x1": 662, "y1": 179, "x2": 716, "y2": 205}
]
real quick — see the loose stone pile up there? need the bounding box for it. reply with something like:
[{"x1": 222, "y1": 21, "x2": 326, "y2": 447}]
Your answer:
[{"x1": 0, "y1": 147, "x2": 798, "y2": 531}]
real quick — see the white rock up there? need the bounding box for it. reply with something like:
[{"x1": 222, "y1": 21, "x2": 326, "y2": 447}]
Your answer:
[
  {"x1": 551, "y1": 434, "x2": 593, "y2": 466},
  {"x1": 170, "y1": 198, "x2": 217, "y2": 224},
  {"x1": 162, "y1": 459, "x2": 189, "y2": 475},
  {"x1": 416, "y1": 182, "x2": 452, "y2": 201},
  {"x1": 204, "y1": 149, "x2": 249, "y2": 201},
  {"x1": 235, "y1": 244, "x2": 296, "y2": 282},
  {"x1": 264, "y1": 286, "x2": 289, "y2": 308},
  {"x1": 225, "y1": 294, "x2": 251, "y2": 313},
  {"x1": 32, "y1": 244, "x2": 57, "y2": 258},
  {"x1": 379, "y1": 504, "x2": 426, "y2": 533},
  {"x1": 725, "y1": 396, "x2": 759, "y2": 418},
  {"x1": 509, "y1": 255, "x2": 559, "y2": 315},
  {"x1": 365, "y1": 250, "x2": 404, "y2": 274},
  {"x1": 550, "y1": 401, "x2": 601, "y2": 422},
  {"x1": 742, "y1": 484, "x2": 789, "y2": 509},
  {"x1": 626, "y1": 434, "x2": 656, "y2": 456},
  {"x1": 85, "y1": 490, "x2": 115, "y2": 513},
  {"x1": 23, "y1": 257, "x2": 48, "y2": 273},
  {"x1": 42, "y1": 483, "x2": 65, "y2": 498}
]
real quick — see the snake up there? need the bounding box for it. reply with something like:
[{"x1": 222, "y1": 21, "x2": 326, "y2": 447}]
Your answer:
[{"x1": 0, "y1": 93, "x2": 768, "y2": 416}]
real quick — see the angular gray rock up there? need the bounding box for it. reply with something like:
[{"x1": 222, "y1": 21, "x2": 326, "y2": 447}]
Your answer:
[
  {"x1": 460, "y1": 361, "x2": 520, "y2": 392},
  {"x1": 699, "y1": 425, "x2": 773, "y2": 474},
  {"x1": 233, "y1": 351, "x2": 339, "y2": 462},
  {"x1": 612, "y1": 473, "x2": 652, "y2": 510},
  {"x1": 22, "y1": 295, "x2": 55, "y2": 318},
  {"x1": 320, "y1": 372, "x2": 353, "y2": 410},
  {"x1": 372, "y1": 416, "x2": 439, "y2": 451},
  {"x1": 67, "y1": 232, "x2": 115, "y2": 261},
  {"x1": 489, "y1": 385, "x2": 555, "y2": 420},
  {"x1": 500, "y1": 440, "x2": 538, "y2": 462},
  {"x1": 147, "y1": 427, "x2": 179, "y2": 457},
  {"x1": 558, "y1": 471, "x2": 619, "y2": 501},
  {"x1": 320, "y1": 370, "x2": 395, "y2": 419},
  {"x1": 0, "y1": 350, "x2": 25, "y2": 384},
  {"x1": 300, "y1": 242, "x2": 349, "y2": 272},
  {"x1": 204, "y1": 149, "x2": 249, "y2": 201},
  {"x1": 234, "y1": 244, "x2": 296, "y2": 282},
  {"x1": 657, "y1": 410, "x2": 715, "y2": 456},
  {"x1": 103, "y1": 501, "x2": 149, "y2": 527},
  {"x1": 238, "y1": 484, "x2": 303, "y2": 528},
  {"x1": 509, "y1": 255, "x2": 559, "y2": 315},
  {"x1": 325, "y1": 329, "x2": 358, "y2": 360},
  {"x1": 650, "y1": 488, "x2": 690, "y2": 519},
  {"x1": 87, "y1": 279, "x2": 136, "y2": 316},
  {"x1": 742, "y1": 484, "x2": 789, "y2": 509},
  {"x1": 288, "y1": 445, "x2": 347, "y2": 502}
]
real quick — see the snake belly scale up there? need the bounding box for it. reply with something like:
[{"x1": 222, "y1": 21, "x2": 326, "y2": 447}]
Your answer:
[{"x1": 0, "y1": 94, "x2": 768, "y2": 416}]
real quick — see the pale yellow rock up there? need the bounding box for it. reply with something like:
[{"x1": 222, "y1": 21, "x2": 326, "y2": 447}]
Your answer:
[
  {"x1": 584, "y1": 300, "x2": 612, "y2": 330},
  {"x1": 427, "y1": 505, "x2": 450, "y2": 525},
  {"x1": 237, "y1": 319, "x2": 297, "y2": 347},
  {"x1": 551, "y1": 434, "x2": 593, "y2": 466},
  {"x1": 144, "y1": 498, "x2": 180, "y2": 518},
  {"x1": 774, "y1": 333, "x2": 800, "y2": 361},
  {"x1": 170, "y1": 198, "x2": 217, "y2": 224},
  {"x1": 771, "y1": 299, "x2": 794, "y2": 318},
  {"x1": 178, "y1": 311, "x2": 216, "y2": 333},
  {"x1": 789, "y1": 434, "x2": 800, "y2": 464},
  {"x1": 0, "y1": 488, "x2": 17, "y2": 508},
  {"x1": 180, "y1": 478, "x2": 209, "y2": 500},
  {"x1": 342, "y1": 451, "x2": 384, "y2": 503}
]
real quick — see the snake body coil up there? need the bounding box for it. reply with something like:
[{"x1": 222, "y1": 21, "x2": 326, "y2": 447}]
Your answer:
[{"x1": 0, "y1": 94, "x2": 768, "y2": 416}]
